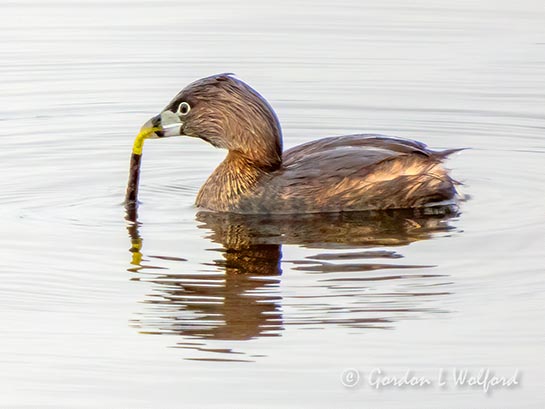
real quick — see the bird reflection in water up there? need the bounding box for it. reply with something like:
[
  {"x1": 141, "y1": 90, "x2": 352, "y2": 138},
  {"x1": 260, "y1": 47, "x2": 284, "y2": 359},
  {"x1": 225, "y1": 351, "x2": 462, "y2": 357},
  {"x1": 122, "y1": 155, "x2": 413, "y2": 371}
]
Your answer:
[{"x1": 126, "y1": 206, "x2": 458, "y2": 361}]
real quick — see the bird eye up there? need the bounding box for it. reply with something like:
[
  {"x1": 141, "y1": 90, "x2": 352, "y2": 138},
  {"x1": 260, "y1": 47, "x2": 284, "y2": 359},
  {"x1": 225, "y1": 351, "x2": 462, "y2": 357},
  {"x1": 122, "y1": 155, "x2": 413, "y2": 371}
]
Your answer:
[{"x1": 177, "y1": 101, "x2": 191, "y2": 116}]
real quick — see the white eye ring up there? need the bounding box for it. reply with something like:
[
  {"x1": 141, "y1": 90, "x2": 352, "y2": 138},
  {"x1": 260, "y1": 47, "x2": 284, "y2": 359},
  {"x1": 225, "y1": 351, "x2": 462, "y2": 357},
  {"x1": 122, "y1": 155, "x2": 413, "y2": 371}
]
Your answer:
[{"x1": 176, "y1": 101, "x2": 191, "y2": 116}]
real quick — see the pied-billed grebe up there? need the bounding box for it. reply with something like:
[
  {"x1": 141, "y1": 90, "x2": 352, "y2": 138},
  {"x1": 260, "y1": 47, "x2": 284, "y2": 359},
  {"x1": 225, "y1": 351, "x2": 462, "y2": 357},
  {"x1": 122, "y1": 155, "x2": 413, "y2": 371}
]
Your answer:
[{"x1": 131, "y1": 73, "x2": 461, "y2": 214}]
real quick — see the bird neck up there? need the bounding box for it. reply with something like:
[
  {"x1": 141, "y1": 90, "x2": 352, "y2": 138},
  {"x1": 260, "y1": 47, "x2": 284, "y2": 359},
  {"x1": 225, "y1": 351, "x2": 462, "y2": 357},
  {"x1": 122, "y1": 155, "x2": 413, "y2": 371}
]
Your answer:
[
  {"x1": 196, "y1": 151, "x2": 273, "y2": 212},
  {"x1": 231, "y1": 128, "x2": 283, "y2": 170}
]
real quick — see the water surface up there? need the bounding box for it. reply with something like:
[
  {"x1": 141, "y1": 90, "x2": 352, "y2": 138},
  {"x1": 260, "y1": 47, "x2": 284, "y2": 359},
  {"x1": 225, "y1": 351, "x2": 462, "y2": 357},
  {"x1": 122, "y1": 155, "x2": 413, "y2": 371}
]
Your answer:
[{"x1": 1, "y1": 0, "x2": 544, "y2": 408}]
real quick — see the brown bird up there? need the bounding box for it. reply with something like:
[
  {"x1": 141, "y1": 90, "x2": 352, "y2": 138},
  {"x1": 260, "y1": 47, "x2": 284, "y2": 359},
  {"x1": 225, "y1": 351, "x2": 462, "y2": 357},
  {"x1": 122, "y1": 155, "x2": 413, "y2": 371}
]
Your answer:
[{"x1": 136, "y1": 73, "x2": 461, "y2": 214}]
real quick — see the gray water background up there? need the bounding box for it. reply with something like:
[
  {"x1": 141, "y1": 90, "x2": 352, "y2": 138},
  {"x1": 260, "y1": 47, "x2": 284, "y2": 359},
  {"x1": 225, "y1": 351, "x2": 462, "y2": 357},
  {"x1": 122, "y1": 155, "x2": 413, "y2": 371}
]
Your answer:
[{"x1": 1, "y1": 0, "x2": 544, "y2": 407}]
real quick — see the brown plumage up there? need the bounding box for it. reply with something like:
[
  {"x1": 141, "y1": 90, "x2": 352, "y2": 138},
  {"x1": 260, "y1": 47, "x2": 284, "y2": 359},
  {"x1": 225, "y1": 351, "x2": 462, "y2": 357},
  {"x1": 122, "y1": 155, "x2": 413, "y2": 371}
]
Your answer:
[{"x1": 148, "y1": 74, "x2": 461, "y2": 214}]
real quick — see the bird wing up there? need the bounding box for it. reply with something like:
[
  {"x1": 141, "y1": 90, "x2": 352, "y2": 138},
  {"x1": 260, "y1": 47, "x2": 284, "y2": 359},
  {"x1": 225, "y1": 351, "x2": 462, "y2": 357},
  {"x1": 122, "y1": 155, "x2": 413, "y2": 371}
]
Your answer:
[
  {"x1": 263, "y1": 134, "x2": 457, "y2": 212},
  {"x1": 282, "y1": 134, "x2": 431, "y2": 166}
]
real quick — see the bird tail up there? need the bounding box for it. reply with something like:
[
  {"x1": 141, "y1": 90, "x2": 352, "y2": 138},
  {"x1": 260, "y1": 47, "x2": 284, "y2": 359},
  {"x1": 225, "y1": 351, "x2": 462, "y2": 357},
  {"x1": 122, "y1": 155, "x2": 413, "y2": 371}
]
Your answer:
[{"x1": 432, "y1": 147, "x2": 468, "y2": 160}]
